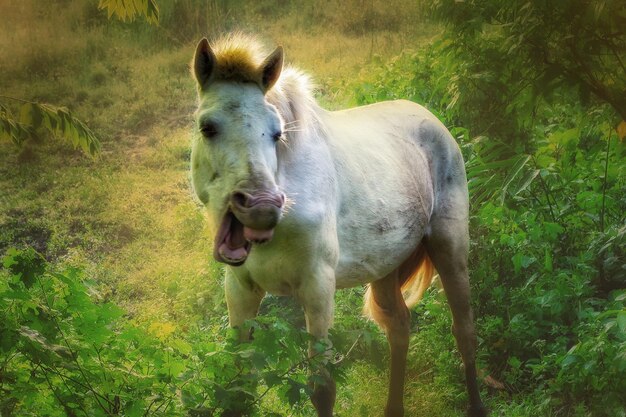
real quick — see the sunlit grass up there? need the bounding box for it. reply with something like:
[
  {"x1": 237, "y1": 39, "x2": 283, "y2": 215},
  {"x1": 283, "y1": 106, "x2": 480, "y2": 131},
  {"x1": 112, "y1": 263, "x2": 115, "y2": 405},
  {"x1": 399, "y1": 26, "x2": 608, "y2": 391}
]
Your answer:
[{"x1": 91, "y1": 126, "x2": 223, "y2": 323}]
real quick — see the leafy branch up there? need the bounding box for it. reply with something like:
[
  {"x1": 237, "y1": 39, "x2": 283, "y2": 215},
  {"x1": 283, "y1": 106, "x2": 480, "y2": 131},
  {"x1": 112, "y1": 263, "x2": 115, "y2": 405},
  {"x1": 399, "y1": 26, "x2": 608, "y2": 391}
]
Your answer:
[
  {"x1": 0, "y1": 95, "x2": 100, "y2": 157},
  {"x1": 98, "y1": 0, "x2": 159, "y2": 25},
  {"x1": 247, "y1": 340, "x2": 334, "y2": 414},
  {"x1": 1, "y1": 248, "x2": 348, "y2": 416},
  {"x1": 1, "y1": 1, "x2": 160, "y2": 159}
]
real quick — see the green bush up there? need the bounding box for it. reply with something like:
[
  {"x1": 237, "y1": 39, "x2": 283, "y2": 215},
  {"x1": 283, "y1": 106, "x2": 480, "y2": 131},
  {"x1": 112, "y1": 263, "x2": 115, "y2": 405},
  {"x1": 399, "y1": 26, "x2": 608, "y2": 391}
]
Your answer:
[
  {"x1": 0, "y1": 248, "x2": 340, "y2": 416},
  {"x1": 351, "y1": 32, "x2": 625, "y2": 415}
]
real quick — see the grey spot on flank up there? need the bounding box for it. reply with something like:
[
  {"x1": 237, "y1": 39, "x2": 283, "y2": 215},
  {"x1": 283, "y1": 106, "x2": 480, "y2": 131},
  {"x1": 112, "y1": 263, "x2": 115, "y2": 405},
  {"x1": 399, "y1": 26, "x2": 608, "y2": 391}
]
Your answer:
[
  {"x1": 226, "y1": 101, "x2": 240, "y2": 111},
  {"x1": 374, "y1": 217, "x2": 392, "y2": 234}
]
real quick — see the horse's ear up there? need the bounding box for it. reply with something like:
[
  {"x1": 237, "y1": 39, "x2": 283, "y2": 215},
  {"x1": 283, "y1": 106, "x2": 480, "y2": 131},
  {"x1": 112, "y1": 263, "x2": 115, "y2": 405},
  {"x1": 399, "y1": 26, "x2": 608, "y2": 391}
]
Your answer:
[
  {"x1": 194, "y1": 38, "x2": 216, "y2": 89},
  {"x1": 259, "y1": 46, "x2": 283, "y2": 92}
]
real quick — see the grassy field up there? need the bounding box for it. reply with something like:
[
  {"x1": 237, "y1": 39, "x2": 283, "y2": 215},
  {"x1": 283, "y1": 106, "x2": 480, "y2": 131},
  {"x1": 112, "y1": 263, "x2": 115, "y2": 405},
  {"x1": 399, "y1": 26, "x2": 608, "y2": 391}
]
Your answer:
[{"x1": 4, "y1": 1, "x2": 576, "y2": 416}]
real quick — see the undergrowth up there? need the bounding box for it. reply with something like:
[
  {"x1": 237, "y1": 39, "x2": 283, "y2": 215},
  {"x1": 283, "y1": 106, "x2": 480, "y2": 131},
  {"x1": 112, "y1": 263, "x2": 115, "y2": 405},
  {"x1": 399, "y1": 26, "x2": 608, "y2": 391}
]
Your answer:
[
  {"x1": 0, "y1": 248, "x2": 342, "y2": 416},
  {"x1": 351, "y1": 37, "x2": 626, "y2": 416}
]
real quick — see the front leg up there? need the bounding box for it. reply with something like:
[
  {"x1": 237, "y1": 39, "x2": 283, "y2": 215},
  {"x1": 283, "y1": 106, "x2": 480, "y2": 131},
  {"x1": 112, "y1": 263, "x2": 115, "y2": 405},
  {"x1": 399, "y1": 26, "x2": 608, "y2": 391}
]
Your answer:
[
  {"x1": 221, "y1": 268, "x2": 266, "y2": 417},
  {"x1": 297, "y1": 266, "x2": 336, "y2": 417},
  {"x1": 225, "y1": 267, "x2": 265, "y2": 341}
]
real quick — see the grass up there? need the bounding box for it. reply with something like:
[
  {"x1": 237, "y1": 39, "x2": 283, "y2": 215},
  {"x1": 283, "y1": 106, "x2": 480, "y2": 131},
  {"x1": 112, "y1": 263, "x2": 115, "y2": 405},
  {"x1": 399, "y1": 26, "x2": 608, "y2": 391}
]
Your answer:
[{"x1": 0, "y1": 1, "x2": 531, "y2": 416}]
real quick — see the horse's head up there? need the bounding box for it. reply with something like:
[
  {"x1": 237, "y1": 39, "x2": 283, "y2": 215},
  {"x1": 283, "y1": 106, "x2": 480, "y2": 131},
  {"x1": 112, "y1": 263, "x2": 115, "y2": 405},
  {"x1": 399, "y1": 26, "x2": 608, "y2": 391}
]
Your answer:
[{"x1": 190, "y1": 37, "x2": 286, "y2": 266}]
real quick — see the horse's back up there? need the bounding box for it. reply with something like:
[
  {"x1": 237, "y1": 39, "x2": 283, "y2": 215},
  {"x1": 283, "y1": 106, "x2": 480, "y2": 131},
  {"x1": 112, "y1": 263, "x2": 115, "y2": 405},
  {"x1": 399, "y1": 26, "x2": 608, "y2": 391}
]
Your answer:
[{"x1": 322, "y1": 100, "x2": 467, "y2": 287}]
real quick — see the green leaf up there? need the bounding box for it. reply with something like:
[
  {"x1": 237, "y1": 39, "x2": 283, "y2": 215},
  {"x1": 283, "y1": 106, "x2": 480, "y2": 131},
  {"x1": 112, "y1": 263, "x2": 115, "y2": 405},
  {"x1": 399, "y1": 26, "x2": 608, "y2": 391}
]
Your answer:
[
  {"x1": 511, "y1": 168, "x2": 540, "y2": 197},
  {"x1": 0, "y1": 99, "x2": 100, "y2": 156},
  {"x1": 561, "y1": 353, "x2": 578, "y2": 368},
  {"x1": 263, "y1": 370, "x2": 283, "y2": 387},
  {"x1": 548, "y1": 127, "x2": 580, "y2": 146},
  {"x1": 512, "y1": 252, "x2": 535, "y2": 275},
  {"x1": 0, "y1": 112, "x2": 30, "y2": 145},
  {"x1": 125, "y1": 400, "x2": 145, "y2": 417},
  {"x1": 19, "y1": 102, "x2": 34, "y2": 126},
  {"x1": 500, "y1": 154, "x2": 531, "y2": 204},
  {"x1": 18, "y1": 326, "x2": 72, "y2": 362},
  {"x1": 285, "y1": 379, "x2": 305, "y2": 406},
  {"x1": 5, "y1": 248, "x2": 46, "y2": 289},
  {"x1": 98, "y1": 0, "x2": 159, "y2": 24},
  {"x1": 170, "y1": 338, "x2": 192, "y2": 355},
  {"x1": 0, "y1": 328, "x2": 19, "y2": 352},
  {"x1": 543, "y1": 222, "x2": 564, "y2": 241},
  {"x1": 544, "y1": 249, "x2": 553, "y2": 272},
  {"x1": 617, "y1": 311, "x2": 626, "y2": 335}
]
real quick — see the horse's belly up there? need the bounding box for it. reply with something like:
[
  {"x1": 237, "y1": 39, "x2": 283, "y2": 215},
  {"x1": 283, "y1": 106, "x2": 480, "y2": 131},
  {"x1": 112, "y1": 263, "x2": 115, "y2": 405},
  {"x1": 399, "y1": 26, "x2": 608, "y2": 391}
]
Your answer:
[
  {"x1": 242, "y1": 253, "x2": 305, "y2": 296},
  {"x1": 334, "y1": 205, "x2": 428, "y2": 288},
  {"x1": 240, "y1": 193, "x2": 430, "y2": 293},
  {"x1": 326, "y1": 105, "x2": 435, "y2": 288}
]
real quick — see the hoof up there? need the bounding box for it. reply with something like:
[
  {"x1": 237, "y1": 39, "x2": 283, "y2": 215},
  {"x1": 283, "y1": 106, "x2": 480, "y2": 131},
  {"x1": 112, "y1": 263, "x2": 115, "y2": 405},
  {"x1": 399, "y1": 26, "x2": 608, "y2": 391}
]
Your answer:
[{"x1": 468, "y1": 403, "x2": 488, "y2": 417}]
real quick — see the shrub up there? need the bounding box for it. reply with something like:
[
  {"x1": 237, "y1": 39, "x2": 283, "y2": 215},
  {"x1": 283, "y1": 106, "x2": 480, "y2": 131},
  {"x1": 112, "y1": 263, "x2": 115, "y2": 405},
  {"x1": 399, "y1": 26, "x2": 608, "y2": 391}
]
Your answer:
[
  {"x1": 351, "y1": 35, "x2": 625, "y2": 415},
  {"x1": 0, "y1": 248, "x2": 342, "y2": 416}
]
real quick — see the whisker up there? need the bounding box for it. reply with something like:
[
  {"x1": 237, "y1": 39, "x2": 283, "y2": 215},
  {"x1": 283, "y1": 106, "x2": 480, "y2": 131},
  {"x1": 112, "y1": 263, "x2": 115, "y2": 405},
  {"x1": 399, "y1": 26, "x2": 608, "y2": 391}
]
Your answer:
[
  {"x1": 279, "y1": 135, "x2": 292, "y2": 150},
  {"x1": 280, "y1": 192, "x2": 297, "y2": 214},
  {"x1": 283, "y1": 121, "x2": 301, "y2": 129}
]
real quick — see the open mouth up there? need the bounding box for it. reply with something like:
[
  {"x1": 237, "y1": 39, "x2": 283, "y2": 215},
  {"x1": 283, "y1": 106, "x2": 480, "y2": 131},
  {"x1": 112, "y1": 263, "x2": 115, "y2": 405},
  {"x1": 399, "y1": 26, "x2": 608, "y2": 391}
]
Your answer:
[{"x1": 213, "y1": 211, "x2": 275, "y2": 266}]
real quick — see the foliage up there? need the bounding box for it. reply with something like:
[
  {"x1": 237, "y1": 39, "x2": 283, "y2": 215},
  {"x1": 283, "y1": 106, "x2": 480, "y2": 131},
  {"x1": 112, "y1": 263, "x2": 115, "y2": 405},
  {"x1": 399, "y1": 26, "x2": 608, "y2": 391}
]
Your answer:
[
  {"x1": 472, "y1": 204, "x2": 626, "y2": 415},
  {"x1": 351, "y1": 10, "x2": 625, "y2": 414},
  {"x1": 429, "y1": 0, "x2": 626, "y2": 121},
  {"x1": 98, "y1": 0, "x2": 159, "y2": 24},
  {"x1": 404, "y1": 0, "x2": 626, "y2": 208},
  {"x1": 0, "y1": 248, "x2": 339, "y2": 416},
  {"x1": 0, "y1": 98, "x2": 100, "y2": 157}
]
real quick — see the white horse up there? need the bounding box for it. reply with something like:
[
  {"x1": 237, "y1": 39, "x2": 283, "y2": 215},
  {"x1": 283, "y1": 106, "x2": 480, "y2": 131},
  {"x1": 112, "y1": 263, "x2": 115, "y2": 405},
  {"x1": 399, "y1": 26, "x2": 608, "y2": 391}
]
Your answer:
[{"x1": 190, "y1": 34, "x2": 487, "y2": 417}]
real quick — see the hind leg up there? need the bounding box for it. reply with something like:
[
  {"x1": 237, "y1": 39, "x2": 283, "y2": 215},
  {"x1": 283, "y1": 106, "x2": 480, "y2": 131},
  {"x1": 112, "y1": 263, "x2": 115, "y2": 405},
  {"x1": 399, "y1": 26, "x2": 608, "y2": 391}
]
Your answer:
[
  {"x1": 425, "y1": 219, "x2": 487, "y2": 417},
  {"x1": 368, "y1": 269, "x2": 410, "y2": 417}
]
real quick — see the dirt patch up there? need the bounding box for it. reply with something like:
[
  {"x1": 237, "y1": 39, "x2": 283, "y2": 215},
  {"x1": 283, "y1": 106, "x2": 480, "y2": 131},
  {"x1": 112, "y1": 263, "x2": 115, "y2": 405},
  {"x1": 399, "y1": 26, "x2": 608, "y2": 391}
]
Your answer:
[{"x1": 0, "y1": 209, "x2": 52, "y2": 257}]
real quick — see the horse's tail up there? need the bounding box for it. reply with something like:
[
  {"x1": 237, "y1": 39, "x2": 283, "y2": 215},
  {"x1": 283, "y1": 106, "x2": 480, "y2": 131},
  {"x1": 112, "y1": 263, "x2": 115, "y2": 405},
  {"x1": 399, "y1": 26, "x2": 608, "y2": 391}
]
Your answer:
[
  {"x1": 399, "y1": 251, "x2": 435, "y2": 309},
  {"x1": 363, "y1": 248, "x2": 436, "y2": 320}
]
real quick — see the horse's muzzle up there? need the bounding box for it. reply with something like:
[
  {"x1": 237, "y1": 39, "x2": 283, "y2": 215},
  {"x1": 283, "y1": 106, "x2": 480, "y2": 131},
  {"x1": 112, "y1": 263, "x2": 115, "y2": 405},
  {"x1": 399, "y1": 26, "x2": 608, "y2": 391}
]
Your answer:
[
  {"x1": 213, "y1": 190, "x2": 285, "y2": 266},
  {"x1": 230, "y1": 189, "x2": 285, "y2": 240}
]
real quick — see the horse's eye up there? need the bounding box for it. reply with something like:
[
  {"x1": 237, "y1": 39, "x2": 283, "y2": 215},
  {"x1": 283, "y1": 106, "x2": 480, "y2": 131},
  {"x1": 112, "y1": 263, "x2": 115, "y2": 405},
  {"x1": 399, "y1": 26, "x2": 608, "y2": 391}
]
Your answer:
[
  {"x1": 272, "y1": 131, "x2": 283, "y2": 142},
  {"x1": 200, "y1": 122, "x2": 219, "y2": 139}
]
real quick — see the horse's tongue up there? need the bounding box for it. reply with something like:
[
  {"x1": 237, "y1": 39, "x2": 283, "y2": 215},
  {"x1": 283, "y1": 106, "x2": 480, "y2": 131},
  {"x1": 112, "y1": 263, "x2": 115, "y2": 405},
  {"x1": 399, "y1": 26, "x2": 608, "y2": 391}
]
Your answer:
[
  {"x1": 244, "y1": 227, "x2": 274, "y2": 242},
  {"x1": 218, "y1": 243, "x2": 247, "y2": 261},
  {"x1": 217, "y1": 217, "x2": 248, "y2": 262}
]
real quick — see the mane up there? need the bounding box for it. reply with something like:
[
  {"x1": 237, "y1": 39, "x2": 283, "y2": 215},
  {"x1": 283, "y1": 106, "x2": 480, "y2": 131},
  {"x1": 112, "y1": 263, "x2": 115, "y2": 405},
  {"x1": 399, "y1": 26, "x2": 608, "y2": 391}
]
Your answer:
[
  {"x1": 210, "y1": 33, "x2": 266, "y2": 83},
  {"x1": 266, "y1": 67, "x2": 322, "y2": 140},
  {"x1": 210, "y1": 33, "x2": 323, "y2": 140}
]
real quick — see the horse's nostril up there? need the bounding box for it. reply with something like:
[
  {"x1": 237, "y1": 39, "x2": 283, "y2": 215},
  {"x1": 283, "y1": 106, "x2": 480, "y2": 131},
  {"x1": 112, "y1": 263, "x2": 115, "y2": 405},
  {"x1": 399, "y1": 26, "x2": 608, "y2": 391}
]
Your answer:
[
  {"x1": 232, "y1": 191, "x2": 250, "y2": 208},
  {"x1": 231, "y1": 190, "x2": 284, "y2": 210}
]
